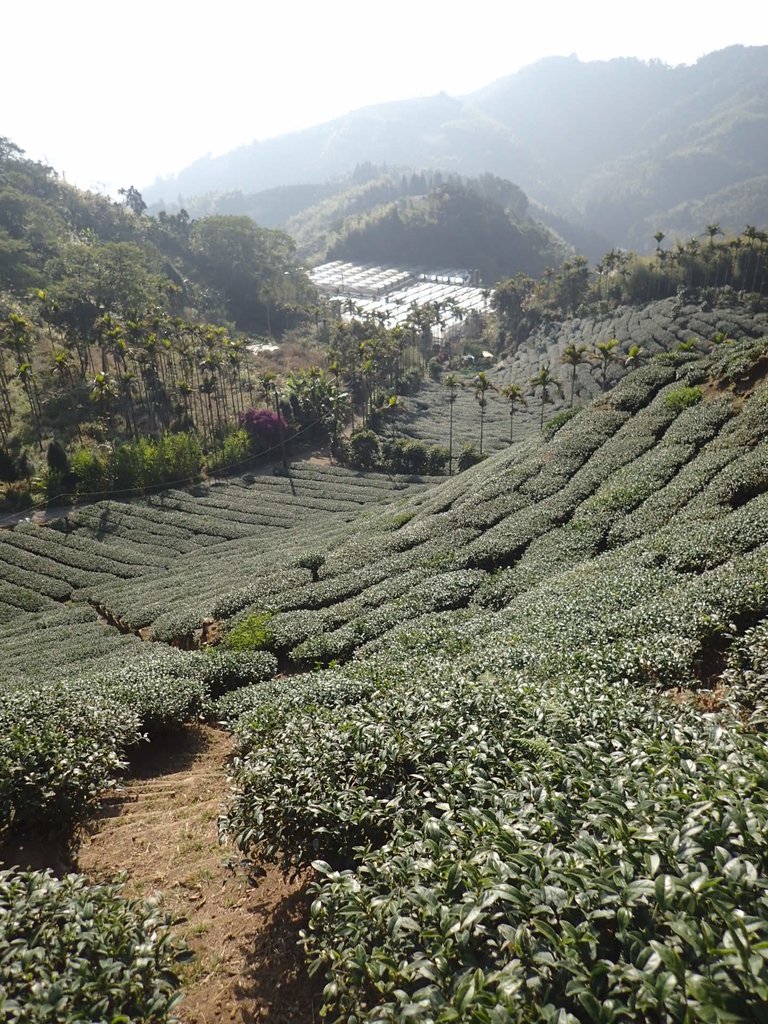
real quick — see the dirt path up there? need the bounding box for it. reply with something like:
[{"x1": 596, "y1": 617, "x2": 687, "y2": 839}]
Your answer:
[{"x1": 77, "y1": 723, "x2": 316, "y2": 1024}]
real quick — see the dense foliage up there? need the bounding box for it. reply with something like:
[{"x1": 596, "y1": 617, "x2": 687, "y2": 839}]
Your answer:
[
  {"x1": 214, "y1": 336, "x2": 768, "y2": 1021},
  {"x1": 326, "y1": 179, "x2": 559, "y2": 284},
  {"x1": 0, "y1": 137, "x2": 312, "y2": 332},
  {"x1": 0, "y1": 870, "x2": 186, "y2": 1022}
]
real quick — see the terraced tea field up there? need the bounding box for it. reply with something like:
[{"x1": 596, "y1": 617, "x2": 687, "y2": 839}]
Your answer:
[
  {"x1": 393, "y1": 297, "x2": 768, "y2": 455},
  {"x1": 4, "y1": 334, "x2": 768, "y2": 1022},
  {"x1": 0, "y1": 462, "x2": 437, "y2": 677}
]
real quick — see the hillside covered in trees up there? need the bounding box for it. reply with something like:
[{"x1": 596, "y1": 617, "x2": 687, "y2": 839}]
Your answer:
[
  {"x1": 0, "y1": 137, "x2": 313, "y2": 335},
  {"x1": 4, "y1": 122, "x2": 768, "y2": 520},
  {"x1": 145, "y1": 46, "x2": 768, "y2": 252}
]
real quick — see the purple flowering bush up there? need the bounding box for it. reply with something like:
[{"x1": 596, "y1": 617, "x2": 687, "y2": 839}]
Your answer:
[{"x1": 239, "y1": 407, "x2": 289, "y2": 454}]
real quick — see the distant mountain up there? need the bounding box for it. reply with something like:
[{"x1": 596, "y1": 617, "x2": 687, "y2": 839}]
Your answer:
[{"x1": 145, "y1": 46, "x2": 768, "y2": 252}]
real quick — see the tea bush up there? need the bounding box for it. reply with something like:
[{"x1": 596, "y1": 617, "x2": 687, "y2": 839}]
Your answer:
[
  {"x1": 223, "y1": 611, "x2": 275, "y2": 652},
  {"x1": 0, "y1": 686, "x2": 139, "y2": 837},
  {"x1": 0, "y1": 869, "x2": 186, "y2": 1022}
]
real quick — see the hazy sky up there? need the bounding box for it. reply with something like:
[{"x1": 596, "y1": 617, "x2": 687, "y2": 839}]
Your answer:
[{"x1": 3, "y1": 0, "x2": 766, "y2": 195}]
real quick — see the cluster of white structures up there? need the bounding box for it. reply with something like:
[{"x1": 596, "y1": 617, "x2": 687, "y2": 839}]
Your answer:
[{"x1": 310, "y1": 261, "x2": 491, "y2": 333}]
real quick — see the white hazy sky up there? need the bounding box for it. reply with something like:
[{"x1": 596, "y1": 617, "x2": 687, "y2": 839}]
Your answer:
[{"x1": 3, "y1": 0, "x2": 767, "y2": 195}]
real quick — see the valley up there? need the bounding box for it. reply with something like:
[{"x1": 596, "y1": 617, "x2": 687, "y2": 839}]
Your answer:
[{"x1": 2, "y1": 40, "x2": 768, "y2": 1022}]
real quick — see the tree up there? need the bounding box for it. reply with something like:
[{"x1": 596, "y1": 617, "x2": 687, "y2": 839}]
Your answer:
[
  {"x1": 499, "y1": 382, "x2": 527, "y2": 443},
  {"x1": 491, "y1": 273, "x2": 537, "y2": 344},
  {"x1": 560, "y1": 343, "x2": 590, "y2": 408},
  {"x1": 48, "y1": 240, "x2": 165, "y2": 326},
  {"x1": 46, "y1": 439, "x2": 69, "y2": 475},
  {"x1": 444, "y1": 373, "x2": 461, "y2": 474},
  {"x1": 190, "y1": 215, "x2": 305, "y2": 332},
  {"x1": 530, "y1": 364, "x2": 563, "y2": 429},
  {"x1": 118, "y1": 186, "x2": 147, "y2": 217},
  {"x1": 473, "y1": 371, "x2": 494, "y2": 455},
  {"x1": 593, "y1": 338, "x2": 620, "y2": 391}
]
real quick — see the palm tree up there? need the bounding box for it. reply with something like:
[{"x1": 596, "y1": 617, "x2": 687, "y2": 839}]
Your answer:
[
  {"x1": 499, "y1": 382, "x2": 527, "y2": 443},
  {"x1": 593, "y1": 339, "x2": 620, "y2": 392},
  {"x1": 560, "y1": 343, "x2": 590, "y2": 408},
  {"x1": 15, "y1": 362, "x2": 44, "y2": 449},
  {"x1": 444, "y1": 373, "x2": 461, "y2": 474},
  {"x1": 704, "y1": 223, "x2": 723, "y2": 248},
  {"x1": 258, "y1": 371, "x2": 277, "y2": 413},
  {"x1": 743, "y1": 225, "x2": 766, "y2": 293},
  {"x1": 473, "y1": 371, "x2": 494, "y2": 454},
  {"x1": 199, "y1": 376, "x2": 218, "y2": 445},
  {"x1": 624, "y1": 344, "x2": 645, "y2": 371},
  {"x1": 116, "y1": 371, "x2": 139, "y2": 438},
  {"x1": 51, "y1": 347, "x2": 79, "y2": 436},
  {"x1": 88, "y1": 370, "x2": 118, "y2": 440},
  {"x1": 530, "y1": 364, "x2": 563, "y2": 429}
]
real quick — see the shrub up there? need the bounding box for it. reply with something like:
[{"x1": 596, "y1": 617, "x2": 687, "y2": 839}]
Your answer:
[
  {"x1": 457, "y1": 443, "x2": 486, "y2": 472},
  {"x1": 69, "y1": 434, "x2": 204, "y2": 499},
  {"x1": 207, "y1": 428, "x2": 251, "y2": 474},
  {"x1": 0, "y1": 686, "x2": 139, "y2": 837},
  {"x1": 239, "y1": 407, "x2": 288, "y2": 454},
  {"x1": 348, "y1": 430, "x2": 380, "y2": 470},
  {"x1": 428, "y1": 357, "x2": 443, "y2": 380},
  {"x1": 425, "y1": 444, "x2": 450, "y2": 475},
  {"x1": 0, "y1": 869, "x2": 186, "y2": 1022},
  {"x1": 69, "y1": 446, "x2": 112, "y2": 498},
  {"x1": 198, "y1": 649, "x2": 278, "y2": 698},
  {"x1": 297, "y1": 552, "x2": 326, "y2": 582},
  {"x1": 40, "y1": 467, "x2": 77, "y2": 503},
  {"x1": 158, "y1": 431, "x2": 203, "y2": 481},
  {"x1": 46, "y1": 440, "x2": 69, "y2": 475},
  {"x1": 0, "y1": 449, "x2": 21, "y2": 483},
  {"x1": 542, "y1": 406, "x2": 582, "y2": 439},
  {"x1": 665, "y1": 385, "x2": 703, "y2": 413},
  {"x1": 223, "y1": 611, "x2": 274, "y2": 651}
]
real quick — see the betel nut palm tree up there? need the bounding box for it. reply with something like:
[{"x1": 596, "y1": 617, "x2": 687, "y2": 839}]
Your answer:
[
  {"x1": 499, "y1": 382, "x2": 527, "y2": 443},
  {"x1": 530, "y1": 364, "x2": 563, "y2": 429},
  {"x1": 560, "y1": 343, "x2": 590, "y2": 408},
  {"x1": 444, "y1": 372, "x2": 461, "y2": 474},
  {"x1": 473, "y1": 371, "x2": 494, "y2": 455}
]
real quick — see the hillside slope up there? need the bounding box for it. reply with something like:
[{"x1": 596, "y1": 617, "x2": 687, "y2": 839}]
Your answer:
[
  {"x1": 390, "y1": 297, "x2": 768, "y2": 456},
  {"x1": 220, "y1": 335, "x2": 768, "y2": 1020},
  {"x1": 3, "y1": 335, "x2": 768, "y2": 1020}
]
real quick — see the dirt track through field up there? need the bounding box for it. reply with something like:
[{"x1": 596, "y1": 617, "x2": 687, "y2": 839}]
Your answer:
[{"x1": 77, "y1": 723, "x2": 316, "y2": 1024}]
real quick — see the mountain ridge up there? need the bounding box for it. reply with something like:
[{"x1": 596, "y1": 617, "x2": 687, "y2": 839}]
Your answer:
[{"x1": 145, "y1": 45, "x2": 768, "y2": 251}]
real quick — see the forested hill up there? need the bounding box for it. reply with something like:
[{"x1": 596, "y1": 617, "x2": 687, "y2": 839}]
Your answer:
[
  {"x1": 145, "y1": 46, "x2": 768, "y2": 250},
  {"x1": 321, "y1": 178, "x2": 562, "y2": 282},
  {"x1": 0, "y1": 139, "x2": 313, "y2": 334}
]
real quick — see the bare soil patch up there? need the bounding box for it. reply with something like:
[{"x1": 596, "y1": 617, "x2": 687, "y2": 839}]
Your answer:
[{"x1": 77, "y1": 723, "x2": 316, "y2": 1024}]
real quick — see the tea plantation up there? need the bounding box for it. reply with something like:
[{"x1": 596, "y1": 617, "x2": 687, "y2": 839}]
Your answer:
[
  {"x1": 393, "y1": 296, "x2": 768, "y2": 455},
  {"x1": 4, "y1": 336, "x2": 768, "y2": 1021}
]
